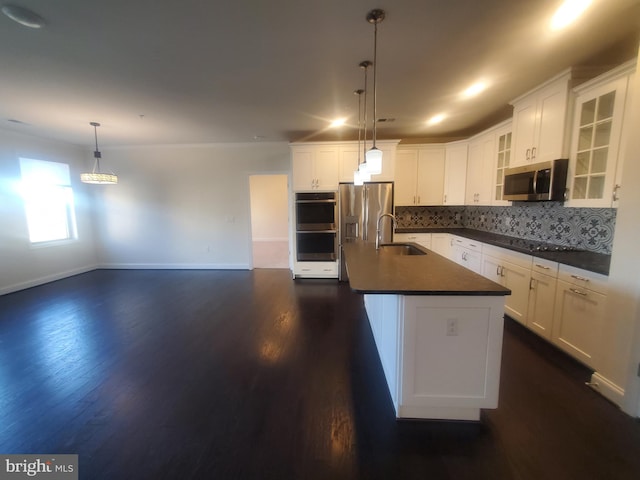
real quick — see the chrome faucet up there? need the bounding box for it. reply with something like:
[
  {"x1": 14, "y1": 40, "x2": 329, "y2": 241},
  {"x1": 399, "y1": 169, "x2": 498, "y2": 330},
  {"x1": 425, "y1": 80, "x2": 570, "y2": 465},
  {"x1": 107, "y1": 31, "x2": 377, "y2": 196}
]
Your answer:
[{"x1": 376, "y1": 213, "x2": 397, "y2": 250}]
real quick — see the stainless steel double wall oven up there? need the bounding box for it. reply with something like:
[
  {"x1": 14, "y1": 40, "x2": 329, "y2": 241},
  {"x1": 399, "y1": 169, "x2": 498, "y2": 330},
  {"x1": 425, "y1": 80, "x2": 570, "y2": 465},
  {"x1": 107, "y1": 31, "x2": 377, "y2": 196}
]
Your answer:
[{"x1": 294, "y1": 192, "x2": 338, "y2": 262}]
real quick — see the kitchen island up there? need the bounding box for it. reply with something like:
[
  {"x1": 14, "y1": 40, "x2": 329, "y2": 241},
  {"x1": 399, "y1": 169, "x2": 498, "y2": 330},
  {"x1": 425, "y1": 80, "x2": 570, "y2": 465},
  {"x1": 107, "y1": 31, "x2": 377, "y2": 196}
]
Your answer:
[{"x1": 343, "y1": 241, "x2": 510, "y2": 421}]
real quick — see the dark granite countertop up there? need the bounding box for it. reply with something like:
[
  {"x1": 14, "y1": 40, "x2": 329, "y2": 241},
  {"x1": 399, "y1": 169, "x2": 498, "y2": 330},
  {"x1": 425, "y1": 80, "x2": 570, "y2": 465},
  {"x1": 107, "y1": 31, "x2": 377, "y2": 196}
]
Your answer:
[
  {"x1": 395, "y1": 228, "x2": 611, "y2": 276},
  {"x1": 342, "y1": 242, "x2": 511, "y2": 296}
]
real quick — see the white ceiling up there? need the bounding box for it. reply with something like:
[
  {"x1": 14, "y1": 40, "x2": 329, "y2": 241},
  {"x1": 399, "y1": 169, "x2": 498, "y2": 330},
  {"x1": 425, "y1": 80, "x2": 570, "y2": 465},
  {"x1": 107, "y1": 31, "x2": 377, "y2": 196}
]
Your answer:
[{"x1": 1, "y1": 0, "x2": 638, "y2": 147}]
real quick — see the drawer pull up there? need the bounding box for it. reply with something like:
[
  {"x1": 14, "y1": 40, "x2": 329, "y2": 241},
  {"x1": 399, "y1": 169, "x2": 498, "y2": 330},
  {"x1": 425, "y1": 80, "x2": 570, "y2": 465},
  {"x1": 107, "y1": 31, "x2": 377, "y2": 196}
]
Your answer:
[
  {"x1": 469, "y1": 243, "x2": 477, "y2": 248},
  {"x1": 570, "y1": 274, "x2": 590, "y2": 282},
  {"x1": 535, "y1": 264, "x2": 550, "y2": 270},
  {"x1": 570, "y1": 288, "x2": 588, "y2": 296}
]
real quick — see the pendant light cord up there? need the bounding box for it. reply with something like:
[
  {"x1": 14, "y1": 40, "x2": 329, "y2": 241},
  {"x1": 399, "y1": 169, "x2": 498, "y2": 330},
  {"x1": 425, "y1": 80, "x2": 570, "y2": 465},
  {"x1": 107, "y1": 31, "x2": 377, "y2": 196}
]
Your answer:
[
  {"x1": 372, "y1": 21, "x2": 378, "y2": 149},
  {"x1": 92, "y1": 123, "x2": 102, "y2": 173}
]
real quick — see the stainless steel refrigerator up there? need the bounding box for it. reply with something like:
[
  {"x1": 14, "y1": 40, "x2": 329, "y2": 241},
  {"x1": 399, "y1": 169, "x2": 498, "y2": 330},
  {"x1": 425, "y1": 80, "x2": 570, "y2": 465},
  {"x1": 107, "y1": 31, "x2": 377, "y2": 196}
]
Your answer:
[{"x1": 338, "y1": 182, "x2": 394, "y2": 281}]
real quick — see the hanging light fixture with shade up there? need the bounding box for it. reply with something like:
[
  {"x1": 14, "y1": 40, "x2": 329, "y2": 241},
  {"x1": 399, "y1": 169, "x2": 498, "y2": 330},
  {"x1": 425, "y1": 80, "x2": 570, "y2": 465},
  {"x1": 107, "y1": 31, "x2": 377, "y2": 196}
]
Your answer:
[
  {"x1": 353, "y1": 88, "x2": 366, "y2": 186},
  {"x1": 364, "y1": 9, "x2": 385, "y2": 176},
  {"x1": 354, "y1": 61, "x2": 372, "y2": 184},
  {"x1": 80, "y1": 122, "x2": 118, "y2": 184}
]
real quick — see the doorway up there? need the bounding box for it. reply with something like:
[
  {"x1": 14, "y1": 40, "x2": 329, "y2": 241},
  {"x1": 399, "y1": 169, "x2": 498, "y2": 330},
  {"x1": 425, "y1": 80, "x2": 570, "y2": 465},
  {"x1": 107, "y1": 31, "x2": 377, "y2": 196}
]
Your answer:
[{"x1": 249, "y1": 174, "x2": 289, "y2": 269}]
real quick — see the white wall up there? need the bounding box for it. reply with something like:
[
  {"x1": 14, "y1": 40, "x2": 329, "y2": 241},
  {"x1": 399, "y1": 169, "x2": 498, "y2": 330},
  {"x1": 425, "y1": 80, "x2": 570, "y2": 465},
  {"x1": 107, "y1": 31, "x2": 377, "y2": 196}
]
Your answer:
[
  {"x1": 93, "y1": 142, "x2": 290, "y2": 269},
  {"x1": 0, "y1": 128, "x2": 99, "y2": 295},
  {"x1": 611, "y1": 46, "x2": 640, "y2": 416},
  {"x1": 250, "y1": 175, "x2": 289, "y2": 241}
]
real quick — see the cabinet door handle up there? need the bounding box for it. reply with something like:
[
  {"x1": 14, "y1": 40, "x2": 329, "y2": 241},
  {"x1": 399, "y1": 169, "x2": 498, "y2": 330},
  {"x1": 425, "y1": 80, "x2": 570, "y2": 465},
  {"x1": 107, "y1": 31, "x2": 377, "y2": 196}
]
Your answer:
[
  {"x1": 496, "y1": 266, "x2": 501, "y2": 276},
  {"x1": 535, "y1": 263, "x2": 550, "y2": 270},
  {"x1": 526, "y1": 148, "x2": 531, "y2": 161},
  {"x1": 417, "y1": 195, "x2": 420, "y2": 204},
  {"x1": 444, "y1": 194, "x2": 447, "y2": 203},
  {"x1": 570, "y1": 287, "x2": 588, "y2": 296},
  {"x1": 500, "y1": 266, "x2": 505, "y2": 277},
  {"x1": 570, "y1": 274, "x2": 590, "y2": 282},
  {"x1": 529, "y1": 278, "x2": 536, "y2": 290},
  {"x1": 531, "y1": 147, "x2": 536, "y2": 160},
  {"x1": 613, "y1": 184, "x2": 621, "y2": 202}
]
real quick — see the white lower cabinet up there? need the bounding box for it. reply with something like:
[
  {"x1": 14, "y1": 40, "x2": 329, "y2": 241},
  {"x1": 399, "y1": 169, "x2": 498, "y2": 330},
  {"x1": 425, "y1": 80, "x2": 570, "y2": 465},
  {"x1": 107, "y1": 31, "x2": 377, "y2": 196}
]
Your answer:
[
  {"x1": 451, "y1": 236, "x2": 482, "y2": 274},
  {"x1": 527, "y1": 259, "x2": 559, "y2": 340},
  {"x1": 481, "y1": 245, "x2": 532, "y2": 325},
  {"x1": 364, "y1": 293, "x2": 505, "y2": 421},
  {"x1": 430, "y1": 233, "x2": 452, "y2": 258},
  {"x1": 551, "y1": 265, "x2": 608, "y2": 368},
  {"x1": 293, "y1": 261, "x2": 338, "y2": 278}
]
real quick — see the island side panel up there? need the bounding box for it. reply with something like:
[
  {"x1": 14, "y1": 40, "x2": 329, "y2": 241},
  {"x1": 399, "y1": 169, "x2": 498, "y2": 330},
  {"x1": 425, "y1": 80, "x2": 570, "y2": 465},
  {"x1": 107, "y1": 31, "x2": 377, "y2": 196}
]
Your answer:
[
  {"x1": 399, "y1": 295, "x2": 505, "y2": 420},
  {"x1": 364, "y1": 294, "x2": 401, "y2": 415}
]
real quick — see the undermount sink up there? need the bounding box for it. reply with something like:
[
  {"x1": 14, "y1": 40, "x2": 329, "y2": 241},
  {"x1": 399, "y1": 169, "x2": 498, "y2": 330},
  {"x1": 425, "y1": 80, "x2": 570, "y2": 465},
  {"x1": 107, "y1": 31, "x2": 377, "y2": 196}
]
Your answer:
[{"x1": 379, "y1": 243, "x2": 426, "y2": 256}]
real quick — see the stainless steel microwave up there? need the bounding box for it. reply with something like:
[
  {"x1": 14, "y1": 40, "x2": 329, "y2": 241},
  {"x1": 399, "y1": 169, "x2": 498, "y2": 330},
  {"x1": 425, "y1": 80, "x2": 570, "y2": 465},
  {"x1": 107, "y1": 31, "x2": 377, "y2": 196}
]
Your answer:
[{"x1": 503, "y1": 159, "x2": 569, "y2": 202}]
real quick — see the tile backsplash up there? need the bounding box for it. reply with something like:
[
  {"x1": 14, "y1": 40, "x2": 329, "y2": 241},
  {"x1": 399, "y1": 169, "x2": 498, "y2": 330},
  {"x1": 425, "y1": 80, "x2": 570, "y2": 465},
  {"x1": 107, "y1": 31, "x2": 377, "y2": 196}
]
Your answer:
[{"x1": 395, "y1": 203, "x2": 616, "y2": 254}]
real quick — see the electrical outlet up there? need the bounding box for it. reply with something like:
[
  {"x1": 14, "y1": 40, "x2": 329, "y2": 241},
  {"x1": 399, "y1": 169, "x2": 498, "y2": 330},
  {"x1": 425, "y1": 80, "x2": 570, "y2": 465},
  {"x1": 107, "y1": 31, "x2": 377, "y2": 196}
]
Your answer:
[{"x1": 446, "y1": 318, "x2": 458, "y2": 336}]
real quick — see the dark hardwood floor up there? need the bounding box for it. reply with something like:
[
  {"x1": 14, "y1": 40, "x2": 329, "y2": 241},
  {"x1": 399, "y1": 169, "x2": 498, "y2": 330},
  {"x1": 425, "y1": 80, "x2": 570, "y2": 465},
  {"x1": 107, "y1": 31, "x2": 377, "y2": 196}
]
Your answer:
[{"x1": 1, "y1": 269, "x2": 639, "y2": 479}]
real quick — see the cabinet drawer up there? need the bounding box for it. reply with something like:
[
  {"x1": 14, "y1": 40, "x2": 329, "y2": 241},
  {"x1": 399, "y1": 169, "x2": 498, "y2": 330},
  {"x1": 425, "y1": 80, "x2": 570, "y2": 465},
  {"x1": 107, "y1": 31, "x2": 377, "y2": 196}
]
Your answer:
[
  {"x1": 532, "y1": 258, "x2": 559, "y2": 277},
  {"x1": 295, "y1": 261, "x2": 338, "y2": 278},
  {"x1": 558, "y1": 264, "x2": 607, "y2": 294},
  {"x1": 483, "y1": 244, "x2": 532, "y2": 270},
  {"x1": 451, "y1": 236, "x2": 482, "y2": 253}
]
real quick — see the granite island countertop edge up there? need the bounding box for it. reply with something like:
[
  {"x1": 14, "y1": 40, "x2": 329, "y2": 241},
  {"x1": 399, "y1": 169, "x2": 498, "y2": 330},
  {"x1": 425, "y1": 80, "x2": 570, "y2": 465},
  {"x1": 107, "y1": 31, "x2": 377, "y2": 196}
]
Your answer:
[{"x1": 343, "y1": 242, "x2": 511, "y2": 296}]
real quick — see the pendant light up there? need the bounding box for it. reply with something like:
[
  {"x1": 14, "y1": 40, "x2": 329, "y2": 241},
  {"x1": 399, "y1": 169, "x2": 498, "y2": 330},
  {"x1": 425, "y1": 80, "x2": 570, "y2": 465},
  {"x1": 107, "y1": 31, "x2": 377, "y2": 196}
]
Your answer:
[
  {"x1": 364, "y1": 9, "x2": 385, "y2": 175},
  {"x1": 80, "y1": 122, "x2": 118, "y2": 184},
  {"x1": 353, "y1": 88, "x2": 365, "y2": 186},
  {"x1": 354, "y1": 61, "x2": 372, "y2": 184}
]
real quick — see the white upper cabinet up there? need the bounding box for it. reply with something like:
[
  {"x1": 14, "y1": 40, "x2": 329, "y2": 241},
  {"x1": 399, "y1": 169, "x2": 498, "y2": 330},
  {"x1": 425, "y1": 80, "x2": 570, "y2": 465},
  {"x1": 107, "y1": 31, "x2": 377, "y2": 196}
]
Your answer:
[
  {"x1": 566, "y1": 61, "x2": 635, "y2": 208},
  {"x1": 292, "y1": 144, "x2": 339, "y2": 191},
  {"x1": 338, "y1": 145, "x2": 360, "y2": 183},
  {"x1": 443, "y1": 142, "x2": 468, "y2": 205},
  {"x1": 492, "y1": 123, "x2": 513, "y2": 206},
  {"x1": 466, "y1": 131, "x2": 495, "y2": 205},
  {"x1": 395, "y1": 145, "x2": 445, "y2": 206},
  {"x1": 292, "y1": 140, "x2": 398, "y2": 191},
  {"x1": 511, "y1": 71, "x2": 572, "y2": 166}
]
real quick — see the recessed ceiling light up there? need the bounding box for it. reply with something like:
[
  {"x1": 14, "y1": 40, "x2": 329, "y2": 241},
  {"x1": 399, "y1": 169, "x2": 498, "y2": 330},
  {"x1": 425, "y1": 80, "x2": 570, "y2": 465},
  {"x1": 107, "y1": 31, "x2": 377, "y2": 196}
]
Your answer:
[
  {"x1": 329, "y1": 118, "x2": 347, "y2": 128},
  {"x1": 427, "y1": 114, "x2": 445, "y2": 126},
  {"x1": 1, "y1": 4, "x2": 45, "y2": 28},
  {"x1": 462, "y1": 82, "x2": 487, "y2": 98},
  {"x1": 550, "y1": 0, "x2": 592, "y2": 30}
]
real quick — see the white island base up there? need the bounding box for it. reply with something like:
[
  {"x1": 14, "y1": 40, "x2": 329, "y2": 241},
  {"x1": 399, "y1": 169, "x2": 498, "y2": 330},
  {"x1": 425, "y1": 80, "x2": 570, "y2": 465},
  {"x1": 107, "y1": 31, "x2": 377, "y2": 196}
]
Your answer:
[{"x1": 364, "y1": 294, "x2": 505, "y2": 421}]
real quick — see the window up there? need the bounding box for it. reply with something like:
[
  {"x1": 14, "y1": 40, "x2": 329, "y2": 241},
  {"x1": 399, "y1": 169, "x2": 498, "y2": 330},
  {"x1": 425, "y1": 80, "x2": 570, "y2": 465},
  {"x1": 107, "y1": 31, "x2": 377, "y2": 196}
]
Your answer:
[{"x1": 19, "y1": 158, "x2": 78, "y2": 244}]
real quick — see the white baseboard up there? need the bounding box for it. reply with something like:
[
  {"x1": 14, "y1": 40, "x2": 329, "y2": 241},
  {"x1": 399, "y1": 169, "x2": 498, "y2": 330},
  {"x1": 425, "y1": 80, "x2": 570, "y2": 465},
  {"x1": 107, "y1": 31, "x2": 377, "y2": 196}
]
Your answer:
[
  {"x1": 588, "y1": 372, "x2": 625, "y2": 406},
  {"x1": 252, "y1": 238, "x2": 288, "y2": 243},
  {"x1": 1, "y1": 263, "x2": 253, "y2": 296},
  {"x1": 0, "y1": 264, "x2": 99, "y2": 296},
  {"x1": 98, "y1": 263, "x2": 251, "y2": 270}
]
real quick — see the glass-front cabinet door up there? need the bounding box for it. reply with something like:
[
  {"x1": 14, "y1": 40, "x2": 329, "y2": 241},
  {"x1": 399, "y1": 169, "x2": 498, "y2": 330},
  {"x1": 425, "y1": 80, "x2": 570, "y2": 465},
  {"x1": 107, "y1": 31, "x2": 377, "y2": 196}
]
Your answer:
[
  {"x1": 567, "y1": 66, "x2": 633, "y2": 207},
  {"x1": 493, "y1": 125, "x2": 512, "y2": 205}
]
